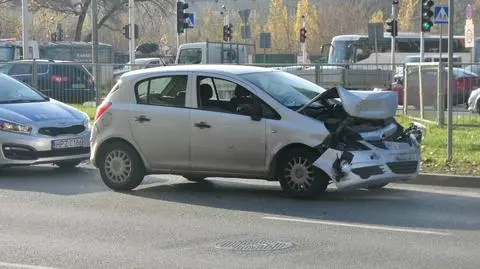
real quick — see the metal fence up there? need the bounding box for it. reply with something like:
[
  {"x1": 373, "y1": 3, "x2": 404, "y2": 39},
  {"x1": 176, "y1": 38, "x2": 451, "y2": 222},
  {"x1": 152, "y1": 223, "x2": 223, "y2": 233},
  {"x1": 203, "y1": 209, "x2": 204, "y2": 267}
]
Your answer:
[
  {"x1": 402, "y1": 62, "x2": 480, "y2": 127},
  {"x1": 1, "y1": 59, "x2": 479, "y2": 127}
]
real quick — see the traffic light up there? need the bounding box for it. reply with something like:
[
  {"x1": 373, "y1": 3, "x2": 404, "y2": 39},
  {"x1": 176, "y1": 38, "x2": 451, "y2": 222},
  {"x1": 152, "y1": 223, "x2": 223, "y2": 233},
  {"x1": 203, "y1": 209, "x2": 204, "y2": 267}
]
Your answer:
[
  {"x1": 223, "y1": 23, "x2": 232, "y2": 42},
  {"x1": 176, "y1": 1, "x2": 189, "y2": 34},
  {"x1": 299, "y1": 27, "x2": 307, "y2": 43},
  {"x1": 386, "y1": 19, "x2": 398, "y2": 37},
  {"x1": 57, "y1": 27, "x2": 64, "y2": 41},
  {"x1": 122, "y1": 24, "x2": 139, "y2": 40},
  {"x1": 421, "y1": 0, "x2": 434, "y2": 32}
]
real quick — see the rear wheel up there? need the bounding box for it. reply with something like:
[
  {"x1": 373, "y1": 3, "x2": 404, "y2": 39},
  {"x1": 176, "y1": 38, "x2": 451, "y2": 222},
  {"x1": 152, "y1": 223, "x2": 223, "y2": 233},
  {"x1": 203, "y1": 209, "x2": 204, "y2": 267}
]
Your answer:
[
  {"x1": 277, "y1": 148, "x2": 329, "y2": 199},
  {"x1": 98, "y1": 141, "x2": 145, "y2": 191}
]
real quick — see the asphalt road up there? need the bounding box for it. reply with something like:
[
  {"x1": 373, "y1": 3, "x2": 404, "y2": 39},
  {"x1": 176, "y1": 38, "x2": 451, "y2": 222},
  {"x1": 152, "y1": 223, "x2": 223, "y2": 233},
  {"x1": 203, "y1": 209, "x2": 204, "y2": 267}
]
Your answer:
[{"x1": 0, "y1": 164, "x2": 479, "y2": 269}]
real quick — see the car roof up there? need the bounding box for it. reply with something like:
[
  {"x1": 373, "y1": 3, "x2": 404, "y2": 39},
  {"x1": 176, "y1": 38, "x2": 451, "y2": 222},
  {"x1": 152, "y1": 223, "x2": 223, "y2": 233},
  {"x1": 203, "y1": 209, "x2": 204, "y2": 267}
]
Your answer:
[{"x1": 121, "y1": 64, "x2": 274, "y2": 79}]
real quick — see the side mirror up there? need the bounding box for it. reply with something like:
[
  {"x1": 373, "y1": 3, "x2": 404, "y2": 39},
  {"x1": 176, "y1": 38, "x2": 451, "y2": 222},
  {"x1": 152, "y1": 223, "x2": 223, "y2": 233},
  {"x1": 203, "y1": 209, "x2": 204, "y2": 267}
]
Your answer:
[{"x1": 237, "y1": 104, "x2": 261, "y2": 121}]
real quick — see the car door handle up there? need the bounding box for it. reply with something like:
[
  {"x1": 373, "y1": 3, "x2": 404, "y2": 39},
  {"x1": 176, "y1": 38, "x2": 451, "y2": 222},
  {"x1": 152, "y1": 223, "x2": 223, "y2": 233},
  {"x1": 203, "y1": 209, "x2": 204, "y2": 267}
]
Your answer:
[
  {"x1": 134, "y1": 115, "x2": 150, "y2": 123},
  {"x1": 194, "y1": 121, "x2": 211, "y2": 129}
]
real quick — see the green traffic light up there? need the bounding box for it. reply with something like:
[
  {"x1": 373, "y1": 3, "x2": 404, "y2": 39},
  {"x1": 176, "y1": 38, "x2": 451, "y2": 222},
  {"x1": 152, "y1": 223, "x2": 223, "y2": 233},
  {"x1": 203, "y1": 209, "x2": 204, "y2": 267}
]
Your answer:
[{"x1": 423, "y1": 21, "x2": 433, "y2": 31}]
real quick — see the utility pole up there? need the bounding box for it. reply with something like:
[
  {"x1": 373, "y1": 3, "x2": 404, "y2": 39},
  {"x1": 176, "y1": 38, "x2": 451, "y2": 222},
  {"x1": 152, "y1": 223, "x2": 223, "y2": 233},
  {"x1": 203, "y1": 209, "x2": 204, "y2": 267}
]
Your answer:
[
  {"x1": 129, "y1": 0, "x2": 136, "y2": 65},
  {"x1": 91, "y1": 0, "x2": 100, "y2": 106},
  {"x1": 391, "y1": 0, "x2": 399, "y2": 78},
  {"x1": 21, "y1": 0, "x2": 29, "y2": 59}
]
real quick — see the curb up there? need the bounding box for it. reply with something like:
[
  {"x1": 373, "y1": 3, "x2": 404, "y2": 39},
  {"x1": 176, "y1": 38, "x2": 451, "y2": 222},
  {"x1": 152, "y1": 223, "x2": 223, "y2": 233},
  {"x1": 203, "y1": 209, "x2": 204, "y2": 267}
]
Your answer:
[{"x1": 401, "y1": 173, "x2": 480, "y2": 188}]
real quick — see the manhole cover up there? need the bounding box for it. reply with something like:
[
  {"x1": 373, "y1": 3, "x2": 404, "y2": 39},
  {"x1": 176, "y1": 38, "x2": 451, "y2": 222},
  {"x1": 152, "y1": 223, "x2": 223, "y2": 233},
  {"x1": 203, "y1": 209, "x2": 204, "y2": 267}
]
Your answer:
[{"x1": 215, "y1": 239, "x2": 294, "y2": 251}]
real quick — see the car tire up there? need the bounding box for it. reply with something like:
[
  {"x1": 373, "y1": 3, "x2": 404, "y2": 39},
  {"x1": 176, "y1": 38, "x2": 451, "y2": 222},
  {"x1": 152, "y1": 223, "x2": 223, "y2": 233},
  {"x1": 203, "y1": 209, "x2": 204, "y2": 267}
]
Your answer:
[
  {"x1": 366, "y1": 183, "x2": 389, "y2": 190},
  {"x1": 98, "y1": 141, "x2": 145, "y2": 191},
  {"x1": 277, "y1": 148, "x2": 329, "y2": 199},
  {"x1": 55, "y1": 160, "x2": 82, "y2": 169},
  {"x1": 185, "y1": 176, "x2": 206, "y2": 182}
]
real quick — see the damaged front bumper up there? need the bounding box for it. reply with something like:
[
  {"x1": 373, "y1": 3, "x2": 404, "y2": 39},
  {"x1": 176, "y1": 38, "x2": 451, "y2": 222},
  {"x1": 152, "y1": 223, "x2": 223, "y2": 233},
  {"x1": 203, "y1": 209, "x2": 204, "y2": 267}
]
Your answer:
[{"x1": 314, "y1": 122, "x2": 425, "y2": 190}]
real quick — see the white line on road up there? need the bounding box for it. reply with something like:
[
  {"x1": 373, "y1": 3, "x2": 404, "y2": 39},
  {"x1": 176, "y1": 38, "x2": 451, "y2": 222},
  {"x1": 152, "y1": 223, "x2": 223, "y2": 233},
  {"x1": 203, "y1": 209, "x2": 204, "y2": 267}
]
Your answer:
[
  {"x1": 0, "y1": 261, "x2": 57, "y2": 269},
  {"x1": 263, "y1": 216, "x2": 451, "y2": 236}
]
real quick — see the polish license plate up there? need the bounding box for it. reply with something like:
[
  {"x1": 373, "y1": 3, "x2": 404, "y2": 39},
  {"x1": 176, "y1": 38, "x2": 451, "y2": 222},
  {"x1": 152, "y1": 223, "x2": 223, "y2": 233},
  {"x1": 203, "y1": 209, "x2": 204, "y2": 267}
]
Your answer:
[
  {"x1": 394, "y1": 152, "x2": 418, "y2": 161},
  {"x1": 52, "y1": 138, "x2": 85, "y2": 149},
  {"x1": 385, "y1": 142, "x2": 410, "y2": 151}
]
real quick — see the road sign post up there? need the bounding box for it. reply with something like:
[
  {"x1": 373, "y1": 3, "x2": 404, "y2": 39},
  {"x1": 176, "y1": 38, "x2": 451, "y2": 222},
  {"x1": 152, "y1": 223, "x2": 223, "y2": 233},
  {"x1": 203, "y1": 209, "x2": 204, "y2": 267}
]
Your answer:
[
  {"x1": 447, "y1": 0, "x2": 454, "y2": 161},
  {"x1": 434, "y1": 6, "x2": 449, "y2": 125}
]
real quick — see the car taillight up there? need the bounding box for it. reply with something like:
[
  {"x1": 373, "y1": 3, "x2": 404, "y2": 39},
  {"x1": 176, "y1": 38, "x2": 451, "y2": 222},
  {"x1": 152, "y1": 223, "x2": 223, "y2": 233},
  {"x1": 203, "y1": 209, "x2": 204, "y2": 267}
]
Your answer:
[
  {"x1": 94, "y1": 102, "x2": 112, "y2": 121},
  {"x1": 51, "y1": 75, "x2": 68, "y2": 83}
]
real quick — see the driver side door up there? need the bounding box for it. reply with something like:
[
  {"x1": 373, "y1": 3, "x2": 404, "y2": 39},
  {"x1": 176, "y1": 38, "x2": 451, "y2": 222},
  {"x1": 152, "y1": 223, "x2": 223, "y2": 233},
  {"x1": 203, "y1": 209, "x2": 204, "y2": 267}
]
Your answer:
[{"x1": 190, "y1": 75, "x2": 273, "y2": 176}]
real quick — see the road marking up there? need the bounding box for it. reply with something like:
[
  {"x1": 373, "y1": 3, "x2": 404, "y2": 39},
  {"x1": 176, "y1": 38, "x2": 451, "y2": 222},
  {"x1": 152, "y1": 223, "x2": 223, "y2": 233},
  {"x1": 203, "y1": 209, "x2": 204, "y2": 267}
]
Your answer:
[
  {"x1": 263, "y1": 216, "x2": 451, "y2": 236},
  {"x1": 0, "y1": 262, "x2": 57, "y2": 269}
]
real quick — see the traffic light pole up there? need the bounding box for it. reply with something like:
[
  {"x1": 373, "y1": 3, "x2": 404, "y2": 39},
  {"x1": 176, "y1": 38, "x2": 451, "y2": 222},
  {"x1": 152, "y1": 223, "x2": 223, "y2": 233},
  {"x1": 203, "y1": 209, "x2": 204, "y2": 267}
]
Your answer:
[
  {"x1": 302, "y1": 15, "x2": 306, "y2": 65},
  {"x1": 128, "y1": 0, "x2": 136, "y2": 66},
  {"x1": 391, "y1": 0, "x2": 398, "y2": 81}
]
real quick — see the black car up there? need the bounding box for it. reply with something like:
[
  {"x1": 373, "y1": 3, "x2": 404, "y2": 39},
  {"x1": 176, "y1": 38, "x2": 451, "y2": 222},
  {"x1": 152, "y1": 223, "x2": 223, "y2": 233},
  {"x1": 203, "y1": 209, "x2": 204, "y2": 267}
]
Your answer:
[{"x1": 0, "y1": 59, "x2": 96, "y2": 104}]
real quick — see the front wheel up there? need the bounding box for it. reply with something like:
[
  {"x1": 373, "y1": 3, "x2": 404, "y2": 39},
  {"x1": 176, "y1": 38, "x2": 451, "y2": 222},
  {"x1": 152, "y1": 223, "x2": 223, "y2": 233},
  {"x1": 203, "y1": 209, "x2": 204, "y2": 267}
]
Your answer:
[
  {"x1": 98, "y1": 141, "x2": 145, "y2": 191},
  {"x1": 277, "y1": 148, "x2": 329, "y2": 199}
]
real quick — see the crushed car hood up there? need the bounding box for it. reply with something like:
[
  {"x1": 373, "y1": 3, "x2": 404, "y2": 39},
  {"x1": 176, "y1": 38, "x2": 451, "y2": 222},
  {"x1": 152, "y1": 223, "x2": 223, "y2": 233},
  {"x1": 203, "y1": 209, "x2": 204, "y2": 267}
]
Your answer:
[
  {"x1": 0, "y1": 100, "x2": 85, "y2": 125},
  {"x1": 319, "y1": 87, "x2": 398, "y2": 119}
]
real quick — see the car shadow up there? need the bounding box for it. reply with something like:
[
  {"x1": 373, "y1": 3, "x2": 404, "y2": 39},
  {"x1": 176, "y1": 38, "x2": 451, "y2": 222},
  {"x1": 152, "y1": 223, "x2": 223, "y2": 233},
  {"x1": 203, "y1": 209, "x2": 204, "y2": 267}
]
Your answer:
[
  {"x1": 127, "y1": 177, "x2": 480, "y2": 231},
  {"x1": 0, "y1": 164, "x2": 108, "y2": 195}
]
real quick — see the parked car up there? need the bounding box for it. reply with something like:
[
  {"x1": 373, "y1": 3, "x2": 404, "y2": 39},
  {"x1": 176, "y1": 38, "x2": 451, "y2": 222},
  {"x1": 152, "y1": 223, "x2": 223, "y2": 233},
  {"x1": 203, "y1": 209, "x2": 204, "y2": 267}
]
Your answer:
[
  {"x1": 90, "y1": 65, "x2": 424, "y2": 199},
  {"x1": 467, "y1": 87, "x2": 480, "y2": 113},
  {"x1": 0, "y1": 59, "x2": 96, "y2": 104},
  {"x1": 113, "y1": 57, "x2": 165, "y2": 81},
  {"x1": 0, "y1": 73, "x2": 91, "y2": 169},
  {"x1": 383, "y1": 67, "x2": 478, "y2": 108}
]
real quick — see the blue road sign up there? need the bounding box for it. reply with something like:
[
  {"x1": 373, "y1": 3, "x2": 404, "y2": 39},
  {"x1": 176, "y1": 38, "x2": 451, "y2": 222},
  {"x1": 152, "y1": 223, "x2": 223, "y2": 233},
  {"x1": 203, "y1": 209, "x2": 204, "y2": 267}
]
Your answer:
[
  {"x1": 186, "y1": 13, "x2": 195, "y2": 28},
  {"x1": 434, "y1": 6, "x2": 449, "y2": 24}
]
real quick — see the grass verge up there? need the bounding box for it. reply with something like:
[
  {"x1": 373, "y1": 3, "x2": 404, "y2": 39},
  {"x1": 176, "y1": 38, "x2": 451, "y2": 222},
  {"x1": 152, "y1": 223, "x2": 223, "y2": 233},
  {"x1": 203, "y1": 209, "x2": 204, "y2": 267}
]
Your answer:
[{"x1": 69, "y1": 104, "x2": 480, "y2": 176}]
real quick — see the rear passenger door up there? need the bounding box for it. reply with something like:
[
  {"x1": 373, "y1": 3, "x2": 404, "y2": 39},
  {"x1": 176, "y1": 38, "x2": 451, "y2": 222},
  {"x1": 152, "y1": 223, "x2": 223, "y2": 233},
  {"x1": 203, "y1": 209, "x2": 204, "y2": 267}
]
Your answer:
[{"x1": 129, "y1": 72, "x2": 192, "y2": 171}]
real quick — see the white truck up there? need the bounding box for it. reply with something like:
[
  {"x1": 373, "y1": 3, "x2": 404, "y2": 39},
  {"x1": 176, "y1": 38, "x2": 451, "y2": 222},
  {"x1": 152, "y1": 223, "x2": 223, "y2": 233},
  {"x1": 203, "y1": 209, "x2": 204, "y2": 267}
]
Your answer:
[{"x1": 175, "y1": 41, "x2": 255, "y2": 65}]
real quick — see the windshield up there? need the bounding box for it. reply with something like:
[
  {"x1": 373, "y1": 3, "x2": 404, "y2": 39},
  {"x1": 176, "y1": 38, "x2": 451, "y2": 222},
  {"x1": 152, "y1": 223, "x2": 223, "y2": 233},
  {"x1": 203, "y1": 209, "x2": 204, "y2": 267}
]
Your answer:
[
  {"x1": 0, "y1": 47, "x2": 14, "y2": 62},
  {"x1": 0, "y1": 74, "x2": 47, "y2": 103},
  {"x1": 241, "y1": 70, "x2": 327, "y2": 108},
  {"x1": 328, "y1": 41, "x2": 352, "y2": 64}
]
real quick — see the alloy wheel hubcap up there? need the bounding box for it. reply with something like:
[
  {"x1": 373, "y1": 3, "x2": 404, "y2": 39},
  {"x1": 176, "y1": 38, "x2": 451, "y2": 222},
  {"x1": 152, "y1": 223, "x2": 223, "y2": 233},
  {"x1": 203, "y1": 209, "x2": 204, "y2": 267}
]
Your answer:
[
  {"x1": 104, "y1": 150, "x2": 132, "y2": 183},
  {"x1": 284, "y1": 156, "x2": 314, "y2": 191}
]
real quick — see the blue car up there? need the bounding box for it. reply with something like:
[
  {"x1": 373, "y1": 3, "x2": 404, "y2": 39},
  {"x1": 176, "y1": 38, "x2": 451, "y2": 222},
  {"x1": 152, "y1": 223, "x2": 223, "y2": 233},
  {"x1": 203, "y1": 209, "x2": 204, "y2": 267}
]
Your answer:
[{"x1": 0, "y1": 73, "x2": 91, "y2": 169}]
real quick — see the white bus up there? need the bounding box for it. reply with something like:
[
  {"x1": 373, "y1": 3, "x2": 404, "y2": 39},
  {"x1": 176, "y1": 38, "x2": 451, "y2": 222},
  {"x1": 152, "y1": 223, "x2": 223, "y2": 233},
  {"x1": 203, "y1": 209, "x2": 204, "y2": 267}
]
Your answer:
[{"x1": 325, "y1": 32, "x2": 474, "y2": 66}]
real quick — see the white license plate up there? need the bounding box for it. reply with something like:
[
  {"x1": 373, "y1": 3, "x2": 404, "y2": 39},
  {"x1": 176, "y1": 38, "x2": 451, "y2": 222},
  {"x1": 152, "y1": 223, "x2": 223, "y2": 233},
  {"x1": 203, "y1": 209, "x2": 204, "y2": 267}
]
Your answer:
[
  {"x1": 385, "y1": 142, "x2": 410, "y2": 151},
  {"x1": 72, "y1": 84, "x2": 86, "y2": 89},
  {"x1": 52, "y1": 138, "x2": 85, "y2": 149},
  {"x1": 394, "y1": 153, "x2": 418, "y2": 161}
]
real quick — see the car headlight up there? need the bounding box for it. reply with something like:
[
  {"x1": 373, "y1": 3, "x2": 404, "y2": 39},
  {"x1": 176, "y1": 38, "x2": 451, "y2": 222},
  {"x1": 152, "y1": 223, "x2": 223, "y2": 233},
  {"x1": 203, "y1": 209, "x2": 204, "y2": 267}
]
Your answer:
[{"x1": 0, "y1": 119, "x2": 32, "y2": 135}]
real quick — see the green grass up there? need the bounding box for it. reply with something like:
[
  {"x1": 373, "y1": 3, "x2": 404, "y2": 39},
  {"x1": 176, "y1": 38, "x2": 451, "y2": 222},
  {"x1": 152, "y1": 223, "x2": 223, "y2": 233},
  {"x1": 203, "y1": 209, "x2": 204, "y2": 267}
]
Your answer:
[
  {"x1": 68, "y1": 104, "x2": 480, "y2": 176},
  {"x1": 69, "y1": 104, "x2": 96, "y2": 120},
  {"x1": 396, "y1": 116, "x2": 480, "y2": 176}
]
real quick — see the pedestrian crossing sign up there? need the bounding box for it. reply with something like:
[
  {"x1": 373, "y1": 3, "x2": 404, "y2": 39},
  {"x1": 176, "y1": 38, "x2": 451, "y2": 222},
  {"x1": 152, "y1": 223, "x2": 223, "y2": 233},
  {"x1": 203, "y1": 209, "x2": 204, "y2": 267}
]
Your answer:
[{"x1": 434, "y1": 6, "x2": 449, "y2": 24}]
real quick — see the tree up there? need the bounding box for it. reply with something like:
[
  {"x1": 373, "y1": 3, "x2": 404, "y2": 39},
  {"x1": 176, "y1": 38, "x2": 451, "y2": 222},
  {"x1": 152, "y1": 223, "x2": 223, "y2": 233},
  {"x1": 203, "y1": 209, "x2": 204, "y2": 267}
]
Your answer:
[
  {"x1": 266, "y1": 0, "x2": 294, "y2": 53},
  {"x1": 29, "y1": 0, "x2": 174, "y2": 42},
  {"x1": 397, "y1": 0, "x2": 420, "y2": 31},
  {"x1": 369, "y1": 9, "x2": 385, "y2": 23}
]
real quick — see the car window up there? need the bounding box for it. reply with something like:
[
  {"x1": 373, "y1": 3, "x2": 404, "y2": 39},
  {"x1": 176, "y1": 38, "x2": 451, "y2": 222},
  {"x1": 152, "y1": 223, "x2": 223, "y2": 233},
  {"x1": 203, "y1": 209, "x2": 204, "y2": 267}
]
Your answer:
[
  {"x1": 178, "y1": 48, "x2": 202, "y2": 64},
  {"x1": 0, "y1": 74, "x2": 47, "y2": 103},
  {"x1": 135, "y1": 75, "x2": 188, "y2": 107},
  {"x1": 196, "y1": 76, "x2": 279, "y2": 119},
  {"x1": 9, "y1": 63, "x2": 31, "y2": 75}
]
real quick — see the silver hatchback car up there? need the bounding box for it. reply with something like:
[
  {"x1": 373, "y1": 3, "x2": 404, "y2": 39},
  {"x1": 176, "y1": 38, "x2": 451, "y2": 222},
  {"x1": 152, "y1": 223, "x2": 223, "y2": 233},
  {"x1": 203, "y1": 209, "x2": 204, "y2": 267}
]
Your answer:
[{"x1": 91, "y1": 65, "x2": 424, "y2": 199}]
